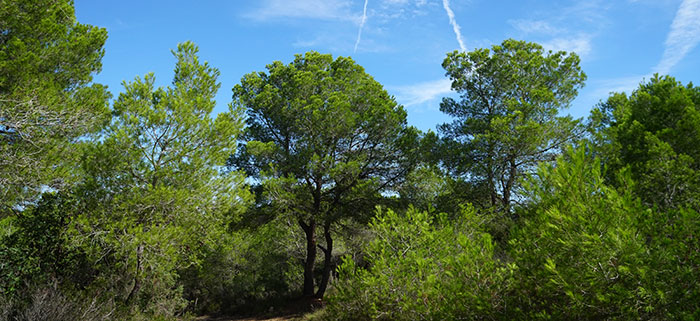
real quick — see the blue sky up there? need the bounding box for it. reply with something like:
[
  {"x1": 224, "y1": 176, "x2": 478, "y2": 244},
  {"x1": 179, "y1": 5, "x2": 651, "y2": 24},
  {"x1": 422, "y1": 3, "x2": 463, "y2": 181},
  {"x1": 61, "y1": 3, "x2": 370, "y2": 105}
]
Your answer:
[{"x1": 75, "y1": 0, "x2": 700, "y2": 132}]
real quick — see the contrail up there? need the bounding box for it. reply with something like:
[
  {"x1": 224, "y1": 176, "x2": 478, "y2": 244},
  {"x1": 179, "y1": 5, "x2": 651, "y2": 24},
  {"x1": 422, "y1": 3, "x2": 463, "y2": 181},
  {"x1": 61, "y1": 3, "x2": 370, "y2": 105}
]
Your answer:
[
  {"x1": 654, "y1": 0, "x2": 700, "y2": 74},
  {"x1": 354, "y1": 0, "x2": 369, "y2": 53},
  {"x1": 442, "y1": 0, "x2": 466, "y2": 52}
]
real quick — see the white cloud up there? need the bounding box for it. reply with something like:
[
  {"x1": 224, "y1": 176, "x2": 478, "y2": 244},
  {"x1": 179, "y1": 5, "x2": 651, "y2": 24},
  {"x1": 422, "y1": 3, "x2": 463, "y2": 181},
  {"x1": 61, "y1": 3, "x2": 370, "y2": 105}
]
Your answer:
[
  {"x1": 509, "y1": 19, "x2": 561, "y2": 35},
  {"x1": 590, "y1": 0, "x2": 700, "y2": 102},
  {"x1": 561, "y1": 0, "x2": 609, "y2": 25},
  {"x1": 508, "y1": 2, "x2": 609, "y2": 60},
  {"x1": 383, "y1": 0, "x2": 409, "y2": 4},
  {"x1": 591, "y1": 74, "x2": 650, "y2": 98},
  {"x1": 374, "y1": 0, "x2": 433, "y2": 21},
  {"x1": 654, "y1": 0, "x2": 700, "y2": 74},
  {"x1": 541, "y1": 34, "x2": 593, "y2": 57},
  {"x1": 381, "y1": 0, "x2": 428, "y2": 8},
  {"x1": 245, "y1": 0, "x2": 359, "y2": 23},
  {"x1": 293, "y1": 32, "x2": 393, "y2": 53},
  {"x1": 442, "y1": 0, "x2": 467, "y2": 52},
  {"x1": 390, "y1": 78, "x2": 452, "y2": 106},
  {"x1": 354, "y1": 0, "x2": 370, "y2": 53}
]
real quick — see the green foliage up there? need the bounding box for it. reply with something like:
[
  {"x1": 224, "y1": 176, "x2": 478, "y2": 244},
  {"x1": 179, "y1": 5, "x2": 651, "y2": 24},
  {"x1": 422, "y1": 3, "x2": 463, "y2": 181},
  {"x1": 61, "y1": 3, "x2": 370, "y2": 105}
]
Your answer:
[
  {"x1": 591, "y1": 75, "x2": 700, "y2": 210},
  {"x1": 396, "y1": 165, "x2": 448, "y2": 211},
  {"x1": 586, "y1": 76, "x2": 700, "y2": 318},
  {"x1": 0, "y1": 193, "x2": 90, "y2": 299},
  {"x1": 72, "y1": 41, "x2": 251, "y2": 315},
  {"x1": 0, "y1": 281, "x2": 117, "y2": 321},
  {"x1": 327, "y1": 206, "x2": 510, "y2": 320},
  {"x1": 2, "y1": 11, "x2": 698, "y2": 318},
  {"x1": 181, "y1": 215, "x2": 304, "y2": 315},
  {"x1": 640, "y1": 207, "x2": 700, "y2": 319},
  {"x1": 439, "y1": 39, "x2": 586, "y2": 216},
  {"x1": 233, "y1": 51, "x2": 417, "y2": 218},
  {"x1": 509, "y1": 146, "x2": 651, "y2": 319},
  {"x1": 396, "y1": 166, "x2": 510, "y2": 240},
  {"x1": 0, "y1": 0, "x2": 110, "y2": 212}
]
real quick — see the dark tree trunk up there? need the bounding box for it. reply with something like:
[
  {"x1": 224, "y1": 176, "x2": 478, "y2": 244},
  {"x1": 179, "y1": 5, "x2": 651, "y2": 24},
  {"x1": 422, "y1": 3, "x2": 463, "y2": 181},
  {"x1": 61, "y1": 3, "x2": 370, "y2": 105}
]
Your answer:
[
  {"x1": 300, "y1": 218, "x2": 317, "y2": 297},
  {"x1": 315, "y1": 222, "x2": 333, "y2": 298},
  {"x1": 488, "y1": 168, "x2": 497, "y2": 207}
]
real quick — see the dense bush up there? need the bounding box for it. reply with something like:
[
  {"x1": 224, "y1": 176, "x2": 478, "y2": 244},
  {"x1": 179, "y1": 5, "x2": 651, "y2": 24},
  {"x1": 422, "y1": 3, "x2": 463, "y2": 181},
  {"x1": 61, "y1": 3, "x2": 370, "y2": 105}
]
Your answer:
[
  {"x1": 0, "y1": 193, "x2": 90, "y2": 299},
  {"x1": 0, "y1": 282, "x2": 116, "y2": 321},
  {"x1": 639, "y1": 207, "x2": 700, "y2": 319},
  {"x1": 181, "y1": 215, "x2": 305, "y2": 315},
  {"x1": 326, "y1": 206, "x2": 510, "y2": 320},
  {"x1": 508, "y1": 147, "x2": 651, "y2": 319},
  {"x1": 588, "y1": 75, "x2": 700, "y2": 318}
]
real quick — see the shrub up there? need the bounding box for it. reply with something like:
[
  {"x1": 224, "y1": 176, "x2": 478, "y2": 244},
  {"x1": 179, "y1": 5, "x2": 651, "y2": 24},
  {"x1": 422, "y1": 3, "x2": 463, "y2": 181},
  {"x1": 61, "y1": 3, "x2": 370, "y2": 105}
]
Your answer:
[
  {"x1": 326, "y1": 206, "x2": 510, "y2": 320},
  {"x1": 507, "y1": 147, "x2": 650, "y2": 319}
]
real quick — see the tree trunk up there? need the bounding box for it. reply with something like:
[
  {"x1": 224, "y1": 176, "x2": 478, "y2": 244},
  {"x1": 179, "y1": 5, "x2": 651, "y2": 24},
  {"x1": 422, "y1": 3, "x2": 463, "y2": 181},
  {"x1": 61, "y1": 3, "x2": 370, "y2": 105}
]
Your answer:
[
  {"x1": 487, "y1": 145, "x2": 498, "y2": 208},
  {"x1": 488, "y1": 167, "x2": 497, "y2": 207},
  {"x1": 125, "y1": 244, "x2": 143, "y2": 304},
  {"x1": 300, "y1": 218, "x2": 317, "y2": 297},
  {"x1": 503, "y1": 156, "x2": 517, "y2": 217},
  {"x1": 315, "y1": 222, "x2": 333, "y2": 298}
]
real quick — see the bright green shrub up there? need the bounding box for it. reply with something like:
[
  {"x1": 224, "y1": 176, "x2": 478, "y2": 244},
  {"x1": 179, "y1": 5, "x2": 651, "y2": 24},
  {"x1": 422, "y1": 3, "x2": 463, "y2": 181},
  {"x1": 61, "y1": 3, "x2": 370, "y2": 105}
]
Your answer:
[
  {"x1": 508, "y1": 147, "x2": 651, "y2": 319},
  {"x1": 326, "y1": 206, "x2": 510, "y2": 320}
]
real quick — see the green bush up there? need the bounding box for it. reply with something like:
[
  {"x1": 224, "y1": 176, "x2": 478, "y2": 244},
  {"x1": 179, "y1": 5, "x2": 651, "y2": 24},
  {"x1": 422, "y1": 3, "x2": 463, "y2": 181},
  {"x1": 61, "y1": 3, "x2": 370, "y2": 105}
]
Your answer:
[
  {"x1": 0, "y1": 193, "x2": 91, "y2": 298},
  {"x1": 326, "y1": 206, "x2": 510, "y2": 320},
  {"x1": 180, "y1": 215, "x2": 304, "y2": 315},
  {"x1": 508, "y1": 147, "x2": 651, "y2": 319},
  {"x1": 639, "y1": 206, "x2": 700, "y2": 319}
]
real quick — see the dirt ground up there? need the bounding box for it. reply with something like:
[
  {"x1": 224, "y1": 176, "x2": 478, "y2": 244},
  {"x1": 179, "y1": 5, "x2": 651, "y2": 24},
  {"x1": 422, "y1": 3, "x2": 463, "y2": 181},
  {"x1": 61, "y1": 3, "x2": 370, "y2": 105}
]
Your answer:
[
  {"x1": 195, "y1": 297, "x2": 323, "y2": 321},
  {"x1": 196, "y1": 315, "x2": 302, "y2": 321}
]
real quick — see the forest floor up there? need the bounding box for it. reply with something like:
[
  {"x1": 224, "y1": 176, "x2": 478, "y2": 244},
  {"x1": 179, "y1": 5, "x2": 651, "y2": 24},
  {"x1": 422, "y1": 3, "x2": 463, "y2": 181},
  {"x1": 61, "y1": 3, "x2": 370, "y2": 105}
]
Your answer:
[
  {"x1": 195, "y1": 297, "x2": 323, "y2": 321},
  {"x1": 196, "y1": 315, "x2": 302, "y2": 321}
]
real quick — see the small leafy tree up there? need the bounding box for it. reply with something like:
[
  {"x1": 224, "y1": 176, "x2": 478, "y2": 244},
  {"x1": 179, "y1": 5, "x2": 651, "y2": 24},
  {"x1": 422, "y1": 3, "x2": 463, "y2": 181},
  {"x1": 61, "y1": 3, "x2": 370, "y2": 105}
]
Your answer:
[
  {"x1": 0, "y1": 193, "x2": 88, "y2": 298},
  {"x1": 231, "y1": 51, "x2": 419, "y2": 298},
  {"x1": 439, "y1": 39, "x2": 586, "y2": 217}
]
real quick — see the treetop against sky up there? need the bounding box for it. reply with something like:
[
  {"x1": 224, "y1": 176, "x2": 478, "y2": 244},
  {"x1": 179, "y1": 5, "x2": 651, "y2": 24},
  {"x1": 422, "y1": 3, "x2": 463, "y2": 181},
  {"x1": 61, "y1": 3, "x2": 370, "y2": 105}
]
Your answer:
[{"x1": 75, "y1": 0, "x2": 700, "y2": 132}]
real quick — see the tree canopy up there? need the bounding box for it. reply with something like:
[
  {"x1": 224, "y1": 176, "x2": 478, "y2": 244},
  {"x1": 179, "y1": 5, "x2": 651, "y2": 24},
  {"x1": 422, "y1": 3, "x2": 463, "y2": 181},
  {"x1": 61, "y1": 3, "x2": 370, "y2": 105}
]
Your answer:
[{"x1": 591, "y1": 74, "x2": 700, "y2": 210}]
